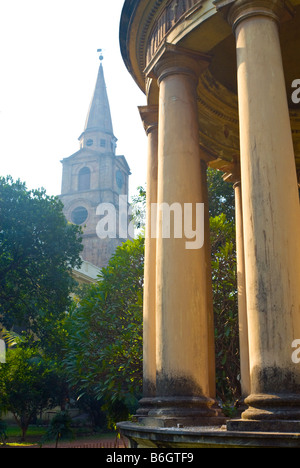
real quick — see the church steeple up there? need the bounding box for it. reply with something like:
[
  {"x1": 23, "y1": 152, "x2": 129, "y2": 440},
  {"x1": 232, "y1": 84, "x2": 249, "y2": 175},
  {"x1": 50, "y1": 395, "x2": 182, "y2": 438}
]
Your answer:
[
  {"x1": 78, "y1": 53, "x2": 117, "y2": 153},
  {"x1": 59, "y1": 51, "x2": 131, "y2": 269}
]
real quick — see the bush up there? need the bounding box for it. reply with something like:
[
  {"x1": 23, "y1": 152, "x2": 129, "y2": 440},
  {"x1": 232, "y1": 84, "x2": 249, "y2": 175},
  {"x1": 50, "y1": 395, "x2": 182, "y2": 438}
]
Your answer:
[{"x1": 40, "y1": 411, "x2": 74, "y2": 448}]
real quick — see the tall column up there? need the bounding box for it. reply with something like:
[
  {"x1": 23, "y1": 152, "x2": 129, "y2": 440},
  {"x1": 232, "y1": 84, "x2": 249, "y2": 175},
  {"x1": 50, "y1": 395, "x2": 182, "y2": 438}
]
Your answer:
[
  {"x1": 138, "y1": 106, "x2": 158, "y2": 409},
  {"x1": 144, "y1": 44, "x2": 224, "y2": 426},
  {"x1": 200, "y1": 158, "x2": 217, "y2": 398},
  {"x1": 223, "y1": 0, "x2": 300, "y2": 431},
  {"x1": 224, "y1": 166, "x2": 251, "y2": 400},
  {"x1": 233, "y1": 178, "x2": 250, "y2": 399}
]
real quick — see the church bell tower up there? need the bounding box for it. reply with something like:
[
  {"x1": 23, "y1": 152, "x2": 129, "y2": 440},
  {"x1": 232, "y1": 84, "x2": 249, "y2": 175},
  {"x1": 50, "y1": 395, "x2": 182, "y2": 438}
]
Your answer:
[{"x1": 60, "y1": 53, "x2": 131, "y2": 269}]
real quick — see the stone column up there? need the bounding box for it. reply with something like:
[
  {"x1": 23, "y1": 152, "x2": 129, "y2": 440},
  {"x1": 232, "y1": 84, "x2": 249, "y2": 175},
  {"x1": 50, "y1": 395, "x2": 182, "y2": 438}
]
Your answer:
[
  {"x1": 138, "y1": 106, "x2": 158, "y2": 411},
  {"x1": 144, "y1": 44, "x2": 224, "y2": 426},
  {"x1": 224, "y1": 0, "x2": 300, "y2": 431},
  {"x1": 233, "y1": 178, "x2": 250, "y2": 399},
  {"x1": 224, "y1": 166, "x2": 251, "y2": 400},
  {"x1": 199, "y1": 158, "x2": 217, "y2": 399}
]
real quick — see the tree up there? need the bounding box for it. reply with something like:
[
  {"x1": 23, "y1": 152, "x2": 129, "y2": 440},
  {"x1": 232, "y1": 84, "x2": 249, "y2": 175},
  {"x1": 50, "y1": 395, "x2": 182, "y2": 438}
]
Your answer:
[
  {"x1": 207, "y1": 167, "x2": 235, "y2": 221},
  {"x1": 0, "y1": 345, "x2": 59, "y2": 440},
  {"x1": 64, "y1": 236, "x2": 144, "y2": 425},
  {"x1": 130, "y1": 185, "x2": 146, "y2": 230},
  {"x1": 210, "y1": 214, "x2": 239, "y2": 403},
  {"x1": 41, "y1": 411, "x2": 74, "y2": 448},
  {"x1": 0, "y1": 420, "x2": 7, "y2": 446},
  {"x1": 0, "y1": 176, "x2": 83, "y2": 345}
]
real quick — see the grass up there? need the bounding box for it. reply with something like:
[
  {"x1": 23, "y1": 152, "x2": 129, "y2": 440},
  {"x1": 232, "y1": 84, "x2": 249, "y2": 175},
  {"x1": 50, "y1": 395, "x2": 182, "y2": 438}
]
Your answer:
[
  {"x1": 7, "y1": 425, "x2": 46, "y2": 438},
  {"x1": 0, "y1": 426, "x2": 44, "y2": 447},
  {"x1": 1, "y1": 425, "x2": 117, "y2": 448}
]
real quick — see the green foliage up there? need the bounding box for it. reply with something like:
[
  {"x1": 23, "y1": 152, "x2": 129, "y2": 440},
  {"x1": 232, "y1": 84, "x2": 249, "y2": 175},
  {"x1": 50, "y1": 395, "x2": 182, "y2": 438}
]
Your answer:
[
  {"x1": 207, "y1": 167, "x2": 235, "y2": 221},
  {"x1": 206, "y1": 169, "x2": 240, "y2": 402},
  {"x1": 0, "y1": 172, "x2": 239, "y2": 434},
  {"x1": 210, "y1": 213, "x2": 240, "y2": 402},
  {"x1": 0, "y1": 346, "x2": 60, "y2": 440},
  {"x1": 73, "y1": 392, "x2": 108, "y2": 429},
  {"x1": 64, "y1": 236, "x2": 144, "y2": 424},
  {"x1": 130, "y1": 185, "x2": 146, "y2": 230},
  {"x1": 0, "y1": 176, "x2": 83, "y2": 344},
  {"x1": 40, "y1": 411, "x2": 74, "y2": 448}
]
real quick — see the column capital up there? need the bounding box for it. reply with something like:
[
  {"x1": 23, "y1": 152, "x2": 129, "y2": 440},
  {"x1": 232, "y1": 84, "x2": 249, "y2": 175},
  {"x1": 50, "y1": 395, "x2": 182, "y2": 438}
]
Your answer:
[
  {"x1": 139, "y1": 105, "x2": 159, "y2": 136},
  {"x1": 215, "y1": 0, "x2": 294, "y2": 31},
  {"x1": 222, "y1": 161, "x2": 241, "y2": 186},
  {"x1": 144, "y1": 42, "x2": 211, "y2": 85}
]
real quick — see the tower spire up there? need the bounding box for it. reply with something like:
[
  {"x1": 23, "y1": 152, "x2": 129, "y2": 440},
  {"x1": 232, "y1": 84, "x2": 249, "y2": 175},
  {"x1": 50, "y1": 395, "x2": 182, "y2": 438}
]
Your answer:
[
  {"x1": 60, "y1": 51, "x2": 130, "y2": 270},
  {"x1": 78, "y1": 51, "x2": 117, "y2": 152}
]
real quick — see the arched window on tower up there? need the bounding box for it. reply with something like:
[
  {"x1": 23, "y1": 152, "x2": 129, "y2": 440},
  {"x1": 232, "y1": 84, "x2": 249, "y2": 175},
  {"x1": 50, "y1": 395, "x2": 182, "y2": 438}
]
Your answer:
[{"x1": 78, "y1": 167, "x2": 91, "y2": 191}]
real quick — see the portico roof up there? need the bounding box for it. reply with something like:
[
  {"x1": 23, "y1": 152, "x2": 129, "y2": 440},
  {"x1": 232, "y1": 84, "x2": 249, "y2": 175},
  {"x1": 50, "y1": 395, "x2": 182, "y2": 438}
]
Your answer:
[{"x1": 120, "y1": 0, "x2": 300, "y2": 178}]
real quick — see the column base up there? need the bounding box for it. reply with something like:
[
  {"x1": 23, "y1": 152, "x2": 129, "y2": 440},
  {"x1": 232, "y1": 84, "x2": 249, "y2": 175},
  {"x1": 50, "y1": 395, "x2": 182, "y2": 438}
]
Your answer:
[
  {"x1": 135, "y1": 397, "x2": 156, "y2": 418},
  {"x1": 234, "y1": 397, "x2": 248, "y2": 417},
  {"x1": 227, "y1": 418, "x2": 300, "y2": 433},
  {"x1": 135, "y1": 396, "x2": 226, "y2": 428},
  {"x1": 227, "y1": 393, "x2": 300, "y2": 433}
]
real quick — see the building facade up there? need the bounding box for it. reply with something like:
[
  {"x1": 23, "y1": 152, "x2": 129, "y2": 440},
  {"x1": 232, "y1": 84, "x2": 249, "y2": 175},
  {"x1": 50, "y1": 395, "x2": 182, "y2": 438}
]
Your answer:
[
  {"x1": 60, "y1": 57, "x2": 131, "y2": 269},
  {"x1": 119, "y1": 0, "x2": 300, "y2": 447}
]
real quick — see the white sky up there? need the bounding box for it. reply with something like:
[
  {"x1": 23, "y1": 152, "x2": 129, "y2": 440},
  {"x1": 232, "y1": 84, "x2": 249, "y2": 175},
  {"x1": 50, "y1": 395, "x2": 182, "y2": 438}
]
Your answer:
[{"x1": 0, "y1": 0, "x2": 148, "y2": 199}]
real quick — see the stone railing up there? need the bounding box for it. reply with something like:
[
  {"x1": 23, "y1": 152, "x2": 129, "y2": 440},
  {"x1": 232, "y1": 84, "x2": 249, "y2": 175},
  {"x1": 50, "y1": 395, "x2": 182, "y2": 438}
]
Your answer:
[{"x1": 146, "y1": 0, "x2": 204, "y2": 65}]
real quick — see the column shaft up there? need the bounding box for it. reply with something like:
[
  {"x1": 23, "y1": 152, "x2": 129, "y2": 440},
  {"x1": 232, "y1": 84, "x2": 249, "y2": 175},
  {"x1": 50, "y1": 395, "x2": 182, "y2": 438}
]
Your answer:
[
  {"x1": 200, "y1": 158, "x2": 217, "y2": 398},
  {"x1": 139, "y1": 106, "x2": 158, "y2": 399},
  {"x1": 230, "y1": 1, "x2": 300, "y2": 426},
  {"x1": 234, "y1": 180, "x2": 250, "y2": 398},
  {"x1": 156, "y1": 64, "x2": 209, "y2": 398},
  {"x1": 144, "y1": 46, "x2": 224, "y2": 426}
]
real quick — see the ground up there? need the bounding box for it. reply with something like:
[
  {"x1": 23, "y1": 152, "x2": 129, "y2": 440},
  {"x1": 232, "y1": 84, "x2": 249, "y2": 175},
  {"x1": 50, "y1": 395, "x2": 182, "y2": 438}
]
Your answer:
[{"x1": 0, "y1": 431, "x2": 128, "y2": 449}]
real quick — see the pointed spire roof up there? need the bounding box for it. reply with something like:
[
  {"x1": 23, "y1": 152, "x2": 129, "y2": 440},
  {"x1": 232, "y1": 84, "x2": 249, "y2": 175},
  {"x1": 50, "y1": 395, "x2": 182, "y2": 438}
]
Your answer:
[
  {"x1": 78, "y1": 54, "x2": 117, "y2": 151},
  {"x1": 84, "y1": 61, "x2": 114, "y2": 135}
]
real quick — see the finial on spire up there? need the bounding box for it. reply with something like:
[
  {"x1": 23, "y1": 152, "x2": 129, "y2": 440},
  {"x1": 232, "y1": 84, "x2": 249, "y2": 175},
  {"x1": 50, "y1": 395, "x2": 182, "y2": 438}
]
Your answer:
[{"x1": 97, "y1": 49, "x2": 104, "y2": 61}]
